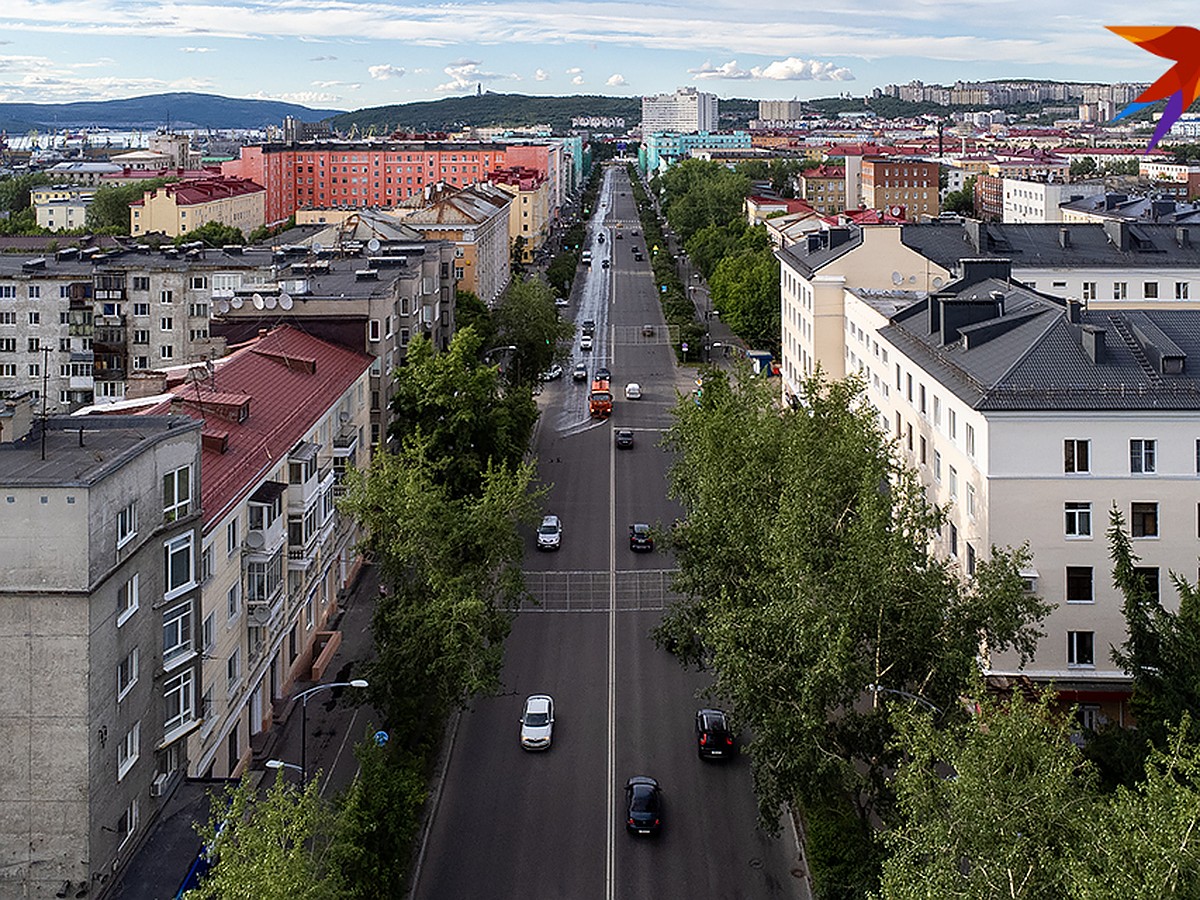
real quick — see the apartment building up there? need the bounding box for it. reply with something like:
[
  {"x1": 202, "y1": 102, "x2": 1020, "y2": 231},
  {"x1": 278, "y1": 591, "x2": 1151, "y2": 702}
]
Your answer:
[
  {"x1": 487, "y1": 166, "x2": 550, "y2": 262},
  {"x1": 121, "y1": 327, "x2": 373, "y2": 780},
  {"x1": 860, "y1": 157, "x2": 940, "y2": 219},
  {"x1": 1002, "y1": 179, "x2": 1089, "y2": 223},
  {"x1": 1059, "y1": 193, "x2": 1200, "y2": 226},
  {"x1": 394, "y1": 182, "x2": 512, "y2": 304},
  {"x1": 745, "y1": 195, "x2": 815, "y2": 227},
  {"x1": 798, "y1": 165, "x2": 846, "y2": 215},
  {"x1": 839, "y1": 261, "x2": 1200, "y2": 721},
  {"x1": 0, "y1": 402, "x2": 203, "y2": 898},
  {"x1": 640, "y1": 131, "x2": 752, "y2": 176},
  {"x1": 641, "y1": 86, "x2": 718, "y2": 134},
  {"x1": 130, "y1": 176, "x2": 266, "y2": 238},
  {"x1": 32, "y1": 185, "x2": 96, "y2": 231},
  {"x1": 758, "y1": 99, "x2": 807, "y2": 125}
]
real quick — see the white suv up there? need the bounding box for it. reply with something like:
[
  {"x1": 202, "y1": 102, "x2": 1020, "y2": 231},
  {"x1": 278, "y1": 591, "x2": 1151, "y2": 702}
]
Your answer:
[{"x1": 537, "y1": 515, "x2": 562, "y2": 550}]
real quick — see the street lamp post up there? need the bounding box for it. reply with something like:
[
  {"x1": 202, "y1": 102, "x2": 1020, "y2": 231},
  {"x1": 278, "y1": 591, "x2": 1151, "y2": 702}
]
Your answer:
[
  {"x1": 294, "y1": 679, "x2": 369, "y2": 781},
  {"x1": 866, "y1": 683, "x2": 941, "y2": 714},
  {"x1": 265, "y1": 758, "x2": 303, "y2": 775}
]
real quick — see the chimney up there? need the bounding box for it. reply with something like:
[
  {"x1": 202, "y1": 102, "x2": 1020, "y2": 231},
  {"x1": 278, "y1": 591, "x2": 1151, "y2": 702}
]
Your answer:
[
  {"x1": 1081, "y1": 325, "x2": 1105, "y2": 363},
  {"x1": 0, "y1": 392, "x2": 38, "y2": 444},
  {"x1": 964, "y1": 219, "x2": 984, "y2": 253},
  {"x1": 1059, "y1": 227, "x2": 1071, "y2": 248},
  {"x1": 1103, "y1": 219, "x2": 1130, "y2": 251},
  {"x1": 940, "y1": 293, "x2": 1005, "y2": 345},
  {"x1": 1066, "y1": 298, "x2": 1083, "y2": 324},
  {"x1": 1178, "y1": 226, "x2": 1191, "y2": 248}
]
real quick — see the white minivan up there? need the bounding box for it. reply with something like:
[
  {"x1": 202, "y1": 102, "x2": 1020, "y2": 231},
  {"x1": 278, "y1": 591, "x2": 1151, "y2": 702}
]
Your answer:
[{"x1": 624, "y1": 383, "x2": 642, "y2": 400}]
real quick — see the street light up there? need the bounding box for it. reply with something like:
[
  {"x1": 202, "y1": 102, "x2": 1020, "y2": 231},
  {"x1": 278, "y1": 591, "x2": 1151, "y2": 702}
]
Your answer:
[
  {"x1": 294, "y1": 679, "x2": 369, "y2": 781},
  {"x1": 265, "y1": 759, "x2": 303, "y2": 775},
  {"x1": 867, "y1": 683, "x2": 941, "y2": 714}
]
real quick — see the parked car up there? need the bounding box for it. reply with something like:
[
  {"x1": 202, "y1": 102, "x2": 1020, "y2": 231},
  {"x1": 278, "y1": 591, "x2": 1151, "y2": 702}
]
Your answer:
[
  {"x1": 581, "y1": 335, "x2": 594, "y2": 352},
  {"x1": 572, "y1": 363, "x2": 588, "y2": 382},
  {"x1": 624, "y1": 776, "x2": 662, "y2": 835},
  {"x1": 540, "y1": 364, "x2": 563, "y2": 381},
  {"x1": 519, "y1": 695, "x2": 555, "y2": 750},
  {"x1": 598, "y1": 233, "x2": 605, "y2": 243},
  {"x1": 629, "y1": 523, "x2": 653, "y2": 552},
  {"x1": 624, "y1": 383, "x2": 642, "y2": 400},
  {"x1": 537, "y1": 515, "x2": 562, "y2": 550},
  {"x1": 695, "y1": 708, "x2": 735, "y2": 759},
  {"x1": 634, "y1": 252, "x2": 645, "y2": 261},
  {"x1": 615, "y1": 429, "x2": 635, "y2": 449}
]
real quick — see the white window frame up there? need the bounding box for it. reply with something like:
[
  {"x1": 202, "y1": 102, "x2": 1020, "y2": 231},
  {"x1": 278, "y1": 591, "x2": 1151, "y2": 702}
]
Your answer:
[
  {"x1": 163, "y1": 465, "x2": 192, "y2": 522},
  {"x1": 227, "y1": 648, "x2": 241, "y2": 697},
  {"x1": 117, "y1": 573, "x2": 139, "y2": 627},
  {"x1": 227, "y1": 582, "x2": 241, "y2": 623},
  {"x1": 1130, "y1": 439, "x2": 1157, "y2": 474},
  {"x1": 226, "y1": 518, "x2": 239, "y2": 557},
  {"x1": 1064, "y1": 502, "x2": 1093, "y2": 538},
  {"x1": 162, "y1": 599, "x2": 193, "y2": 669},
  {"x1": 1067, "y1": 630, "x2": 1095, "y2": 667},
  {"x1": 1064, "y1": 439, "x2": 1090, "y2": 474},
  {"x1": 163, "y1": 533, "x2": 195, "y2": 600},
  {"x1": 117, "y1": 721, "x2": 140, "y2": 781},
  {"x1": 163, "y1": 669, "x2": 195, "y2": 736},
  {"x1": 118, "y1": 799, "x2": 139, "y2": 850},
  {"x1": 117, "y1": 648, "x2": 139, "y2": 701}
]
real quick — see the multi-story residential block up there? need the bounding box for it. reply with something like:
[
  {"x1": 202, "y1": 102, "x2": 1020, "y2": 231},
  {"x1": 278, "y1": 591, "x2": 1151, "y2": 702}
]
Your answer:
[
  {"x1": 129, "y1": 176, "x2": 266, "y2": 238},
  {"x1": 797, "y1": 165, "x2": 846, "y2": 215},
  {"x1": 1059, "y1": 192, "x2": 1200, "y2": 225},
  {"x1": 1003, "y1": 179, "x2": 1091, "y2": 223},
  {"x1": 487, "y1": 166, "x2": 550, "y2": 262},
  {"x1": 0, "y1": 401, "x2": 203, "y2": 898},
  {"x1": 973, "y1": 173, "x2": 1004, "y2": 220},
  {"x1": 836, "y1": 260, "x2": 1200, "y2": 723},
  {"x1": 395, "y1": 182, "x2": 512, "y2": 304},
  {"x1": 640, "y1": 131, "x2": 752, "y2": 176},
  {"x1": 641, "y1": 87, "x2": 718, "y2": 134},
  {"x1": 120, "y1": 326, "x2": 373, "y2": 780},
  {"x1": 860, "y1": 157, "x2": 940, "y2": 219},
  {"x1": 32, "y1": 185, "x2": 96, "y2": 231},
  {"x1": 758, "y1": 99, "x2": 807, "y2": 125}
]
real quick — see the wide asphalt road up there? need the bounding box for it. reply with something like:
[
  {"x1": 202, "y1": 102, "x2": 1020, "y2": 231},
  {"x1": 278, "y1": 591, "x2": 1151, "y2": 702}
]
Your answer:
[{"x1": 412, "y1": 166, "x2": 806, "y2": 900}]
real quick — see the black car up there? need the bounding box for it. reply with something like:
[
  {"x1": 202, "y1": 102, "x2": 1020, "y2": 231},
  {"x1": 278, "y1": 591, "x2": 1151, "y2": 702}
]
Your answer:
[
  {"x1": 696, "y1": 709, "x2": 735, "y2": 759},
  {"x1": 595, "y1": 366, "x2": 611, "y2": 382},
  {"x1": 624, "y1": 776, "x2": 662, "y2": 835},
  {"x1": 615, "y1": 428, "x2": 634, "y2": 449},
  {"x1": 582, "y1": 319, "x2": 596, "y2": 336},
  {"x1": 629, "y1": 523, "x2": 653, "y2": 552}
]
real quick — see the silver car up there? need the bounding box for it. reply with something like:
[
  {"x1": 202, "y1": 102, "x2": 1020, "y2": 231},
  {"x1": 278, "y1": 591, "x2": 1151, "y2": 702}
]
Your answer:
[
  {"x1": 536, "y1": 514, "x2": 562, "y2": 550},
  {"x1": 520, "y1": 694, "x2": 555, "y2": 750}
]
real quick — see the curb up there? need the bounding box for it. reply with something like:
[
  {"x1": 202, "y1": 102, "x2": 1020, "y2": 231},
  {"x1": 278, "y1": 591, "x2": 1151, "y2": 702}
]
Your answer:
[{"x1": 405, "y1": 704, "x2": 465, "y2": 900}]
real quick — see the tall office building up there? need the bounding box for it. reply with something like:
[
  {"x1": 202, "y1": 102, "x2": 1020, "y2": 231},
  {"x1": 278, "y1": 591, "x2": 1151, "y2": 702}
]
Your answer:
[{"x1": 641, "y1": 87, "x2": 718, "y2": 134}]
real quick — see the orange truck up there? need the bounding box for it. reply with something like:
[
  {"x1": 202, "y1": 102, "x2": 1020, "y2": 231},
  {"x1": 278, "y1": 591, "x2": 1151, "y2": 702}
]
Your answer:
[{"x1": 588, "y1": 379, "x2": 613, "y2": 418}]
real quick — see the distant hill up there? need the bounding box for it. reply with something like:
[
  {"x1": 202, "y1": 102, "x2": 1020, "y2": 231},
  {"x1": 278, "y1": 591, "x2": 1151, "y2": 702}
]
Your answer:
[
  {"x1": 0, "y1": 92, "x2": 343, "y2": 133},
  {"x1": 333, "y1": 93, "x2": 760, "y2": 133}
]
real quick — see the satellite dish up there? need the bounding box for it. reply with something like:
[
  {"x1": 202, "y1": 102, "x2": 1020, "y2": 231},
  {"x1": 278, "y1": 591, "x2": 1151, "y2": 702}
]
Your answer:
[
  {"x1": 932, "y1": 276, "x2": 944, "y2": 288},
  {"x1": 279, "y1": 292, "x2": 294, "y2": 310},
  {"x1": 245, "y1": 531, "x2": 265, "y2": 550},
  {"x1": 891, "y1": 271, "x2": 903, "y2": 286},
  {"x1": 891, "y1": 206, "x2": 902, "y2": 217},
  {"x1": 265, "y1": 294, "x2": 278, "y2": 309},
  {"x1": 230, "y1": 296, "x2": 243, "y2": 309},
  {"x1": 908, "y1": 274, "x2": 917, "y2": 284},
  {"x1": 215, "y1": 299, "x2": 230, "y2": 314},
  {"x1": 312, "y1": 241, "x2": 324, "y2": 254},
  {"x1": 367, "y1": 238, "x2": 381, "y2": 253},
  {"x1": 252, "y1": 293, "x2": 265, "y2": 309}
]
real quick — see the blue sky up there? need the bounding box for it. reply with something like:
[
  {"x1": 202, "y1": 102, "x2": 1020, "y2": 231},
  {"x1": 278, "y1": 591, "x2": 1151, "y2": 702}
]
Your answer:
[{"x1": 0, "y1": 1, "x2": 1187, "y2": 111}]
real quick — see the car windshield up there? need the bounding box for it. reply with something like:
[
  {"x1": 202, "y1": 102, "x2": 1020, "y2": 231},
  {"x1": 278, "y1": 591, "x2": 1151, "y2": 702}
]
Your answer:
[
  {"x1": 524, "y1": 712, "x2": 550, "y2": 726},
  {"x1": 539, "y1": 523, "x2": 557, "y2": 534}
]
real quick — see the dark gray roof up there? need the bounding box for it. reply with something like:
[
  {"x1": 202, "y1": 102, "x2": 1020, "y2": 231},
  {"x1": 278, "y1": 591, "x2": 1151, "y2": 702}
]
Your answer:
[
  {"x1": 776, "y1": 227, "x2": 862, "y2": 277},
  {"x1": 900, "y1": 220, "x2": 1200, "y2": 272},
  {"x1": 880, "y1": 276, "x2": 1200, "y2": 412}
]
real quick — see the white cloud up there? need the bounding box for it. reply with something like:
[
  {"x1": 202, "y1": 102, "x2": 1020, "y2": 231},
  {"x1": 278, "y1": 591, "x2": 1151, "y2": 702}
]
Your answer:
[
  {"x1": 435, "y1": 59, "x2": 503, "y2": 92},
  {"x1": 180, "y1": 46, "x2": 214, "y2": 53},
  {"x1": 689, "y1": 60, "x2": 750, "y2": 80},
  {"x1": 534, "y1": 68, "x2": 549, "y2": 82},
  {"x1": 606, "y1": 73, "x2": 626, "y2": 86},
  {"x1": 572, "y1": 75, "x2": 584, "y2": 85},
  {"x1": 751, "y1": 56, "x2": 855, "y2": 81},
  {"x1": 368, "y1": 63, "x2": 405, "y2": 80},
  {"x1": 309, "y1": 55, "x2": 337, "y2": 62},
  {"x1": 246, "y1": 89, "x2": 342, "y2": 105},
  {"x1": 565, "y1": 67, "x2": 582, "y2": 75}
]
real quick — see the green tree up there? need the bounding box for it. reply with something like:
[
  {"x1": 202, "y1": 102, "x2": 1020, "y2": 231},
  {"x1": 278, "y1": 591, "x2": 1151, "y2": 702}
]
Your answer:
[
  {"x1": 340, "y1": 441, "x2": 540, "y2": 726},
  {"x1": 452, "y1": 289, "x2": 497, "y2": 351},
  {"x1": 178, "y1": 220, "x2": 245, "y2": 246},
  {"x1": 658, "y1": 368, "x2": 1049, "y2": 839},
  {"x1": 684, "y1": 221, "x2": 745, "y2": 280},
  {"x1": 660, "y1": 159, "x2": 751, "y2": 242},
  {"x1": 0, "y1": 172, "x2": 53, "y2": 213},
  {"x1": 943, "y1": 176, "x2": 976, "y2": 215},
  {"x1": 707, "y1": 229, "x2": 780, "y2": 349},
  {"x1": 510, "y1": 234, "x2": 528, "y2": 274},
  {"x1": 1070, "y1": 156, "x2": 1098, "y2": 178},
  {"x1": 187, "y1": 774, "x2": 335, "y2": 900},
  {"x1": 492, "y1": 277, "x2": 574, "y2": 385},
  {"x1": 387, "y1": 328, "x2": 536, "y2": 499},
  {"x1": 86, "y1": 179, "x2": 172, "y2": 232},
  {"x1": 545, "y1": 249, "x2": 577, "y2": 297}
]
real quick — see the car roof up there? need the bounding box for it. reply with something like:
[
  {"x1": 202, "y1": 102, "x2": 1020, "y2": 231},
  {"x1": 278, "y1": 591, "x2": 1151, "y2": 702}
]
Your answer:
[
  {"x1": 626, "y1": 775, "x2": 658, "y2": 788},
  {"x1": 525, "y1": 694, "x2": 553, "y2": 710},
  {"x1": 698, "y1": 708, "x2": 727, "y2": 725},
  {"x1": 541, "y1": 515, "x2": 559, "y2": 526}
]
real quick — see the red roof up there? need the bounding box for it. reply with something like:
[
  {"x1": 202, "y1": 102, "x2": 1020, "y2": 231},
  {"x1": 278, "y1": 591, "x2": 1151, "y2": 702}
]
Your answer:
[
  {"x1": 803, "y1": 165, "x2": 845, "y2": 179},
  {"x1": 486, "y1": 166, "x2": 546, "y2": 190},
  {"x1": 138, "y1": 175, "x2": 264, "y2": 208},
  {"x1": 748, "y1": 196, "x2": 815, "y2": 214},
  {"x1": 144, "y1": 326, "x2": 373, "y2": 528}
]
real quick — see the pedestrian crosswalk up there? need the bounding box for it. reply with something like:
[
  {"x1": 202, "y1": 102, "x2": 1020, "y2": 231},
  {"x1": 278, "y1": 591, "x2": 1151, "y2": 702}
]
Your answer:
[{"x1": 519, "y1": 568, "x2": 681, "y2": 612}]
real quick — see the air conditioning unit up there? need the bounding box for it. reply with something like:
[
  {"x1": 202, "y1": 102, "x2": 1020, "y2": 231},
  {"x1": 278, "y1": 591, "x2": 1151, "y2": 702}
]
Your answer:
[{"x1": 149, "y1": 773, "x2": 171, "y2": 798}]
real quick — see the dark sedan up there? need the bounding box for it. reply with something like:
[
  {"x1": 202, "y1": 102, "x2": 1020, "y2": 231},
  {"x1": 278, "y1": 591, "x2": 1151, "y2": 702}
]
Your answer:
[
  {"x1": 615, "y1": 428, "x2": 634, "y2": 449},
  {"x1": 696, "y1": 708, "x2": 735, "y2": 760},
  {"x1": 629, "y1": 523, "x2": 653, "y2": 552},
  {"x1": 624, "y1": 776, "x2": 662, "y2": 835}
]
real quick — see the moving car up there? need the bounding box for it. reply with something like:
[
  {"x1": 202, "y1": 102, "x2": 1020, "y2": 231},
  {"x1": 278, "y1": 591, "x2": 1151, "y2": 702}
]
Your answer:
[
  {"x1": 601, "y1": 259, "x2": 610, "y2": 269},
  {"x1": 596, "y1": 366, "x2": 612, "y2": 382},
  {"x1": 540, "y1": 364, "x2": 563, "y2": 381},
  {"x1": 572, "y1": 363, "x2": 588, "y2": 382},
  {"x1": 634, "y1": 251, "x2": 644, "y2": 261},
  {"x1": 615, "y1": 231, "x2": 624, "y2": 240},
  {"x1": 555, "y1": 296, "x2": 569, "y2": 308},
  {"x1": 624, "y1": 383, "x2": 642, "y2": 400},
  {"x1": 537, "y1": 515, "x2": 562, "y2": 550},
  {"x1": 519, "y1": 695, "x2": 555, "y2": 750},
  {"x1": 582, "y1": 319, "x2": 596, "y2": 336},
  {"x1": 580, "y1": 335, "x2": 593, "y2": 352},
  {"x1": 629, "y1": 523, "x2": 653, "y2": 552},
  {"x1": 642, "y1": 324, "x2": 655, "y2": 337},
  {"x1": 615, "y1": 429, "x2": 634, "y2": 449},
  {"x1": 598, "y1": 233, "x2": 605, "y2": 243},
  {"x1": 624, "y1": 776, "x2": 662, "y2": 835},
  {"x1": 695, "y1": 708, "x2": 735, "y2": 759}
]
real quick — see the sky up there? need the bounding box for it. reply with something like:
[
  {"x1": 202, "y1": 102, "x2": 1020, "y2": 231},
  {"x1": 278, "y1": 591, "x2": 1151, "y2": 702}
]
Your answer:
[{"x1": 0, "y1": 1, "x2": 1191, "y2": 112}]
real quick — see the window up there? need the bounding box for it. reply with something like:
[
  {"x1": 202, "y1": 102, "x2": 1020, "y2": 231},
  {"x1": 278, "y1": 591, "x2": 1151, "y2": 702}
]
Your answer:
[
  {"x1": 163, "y1": 670, "x2": 195, "y2": 735},
  {"x1": 227, "y1": 582, "x2": 241, "y2": 621},
  {"x1": 162, "y1": 600, "x2": 193, "y2": 667},
  {"x1": 1066, "y1": 566, "x2": 1093, "y2": 603},
  {"x1": 305, "y1": 596, "x2": 314, "y2": 630},
  {"x1": 400, "y1": 327, "x2": 410, "y2": 347},
  {"x1": 1064, "y1": 502, "x2": 1092, "y2": 537},
  {"x1": 1131, "y1": 502, "x2": 1159, "y2": 538},
  {"x1": 919, "y1": 435, "x2": 927, "y2": 465},
  {"x1": 1082, "y1": 281, "x2": 1096, "y2": 300},
  {"x1": 117, "y1": 648, "x2": 139, "y2": 700},
  {"x1": 132, "y1": 276, "x2": 150, "y2": 291},
  {"x1": 117, "y1": 500, "x2": 138, "y2": 549},
  {"x1": 933, "y1": 395, "x2": 941, "y2": 427},
  {"x1": 191, "y1": 276, "x2": 208, "y2": 290},
  {"x1": 905, "y1": 422, "x2": 913, "y2": 452},
  {"x1": 1068, "y1": 631, "x2": 1095, "y2": 667},
  {"x1": 163, "y1": 466, "x2": 191, "y2": 521},
  {"x1": 1130, "y1": 439, "x2": 1156, "y2": 474},
  {"x1": 227, "y1": 649, "x2": 241, "y2": 696},
  {"x1": 160, "y1": 316, "x2": 173, "y2": 331},
  {"x1": 933, "y1": 450, "x2": 942, "y2": 482},
  {"x1": 906, "y1": 373, "x2": 913, "y2": 403},
  {"x1": 117, "y1": 722, "x2": 140, "y2": 780},
  {"x1": 1144, "y1": 281, "x2": 1159, "y2": 299},
  {"x1": 132, "y1": 328, "x2": 150, "y2": 344},
  {"x1": 117, "y1": 574, "x2": 139, "y2": 626},
  {"x1": 28, "y1": 311, "x2": 39, "y2": 325},
  {"x1": 1064, "y1": 439, "x2": 1090, "y2": 474},
  {"x1": 949, "y1": 522, "x2": 958, "y2": 557},
  {"x1": 163, "y1": 534, "x2": 194, "y2": 598},
  {"x1": 0, "y1": 338, "x2": 14, "y2": 353},
  {"x1": 948, "y1": 466, "x2": 958, "y2": 498},
  {"x1": 919, "y1": 384, "x2": 927, "y2": 415},
  {"x1": 202, "y1": 613, "x2": 214, "y2": 652},
  {"x1": 1134, "y1": 566, "x2": 1160, "y2": 602},
  {"x1": 966, "y1": 542, "x2": 976, "y2": 577},
  {"x1": 1113, "y1": 282, "x2": 1127, "y2": 300},
  {"x1": 200, "y1": 545, "x2": 213, "y2": 583},
  {"x1": 227, "y1": 518, "x2": 239, "y2": 556},
  {"x1": 117, "y1": 799, "x2": 139, "y2": 849},
  {"x1": 948, "y1": 409, "x2": 957, "y2": 441},
  {"x1": 966, "y1": 483, "x2": 976, "y2": 518},
  {"x1": 1176, "y1": 282, "x2": 1190, "y2": 300},
  {"x1": 133, "y1": 302, "x2": 150, "y2": 316},
  {"x1": 27, "y1": 337, "x2": 39, "y2": 352},
  {"x1": 160, "y1": 290, "x2": 173, "y2": 304},
  {"x1": 368, "y1": 319, "x2": 381, "y2": 342}
]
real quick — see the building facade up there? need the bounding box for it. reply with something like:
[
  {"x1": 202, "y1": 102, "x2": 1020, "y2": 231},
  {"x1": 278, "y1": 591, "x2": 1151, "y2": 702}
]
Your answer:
[
  {"x1": 640, "y1": 87, "x2": 718, "y2": 134},
  {"x1": 861, "y1": 157, "x2": 941, "y2": 219},
  {"x1": 0, "y1": 405, "x2": 203, "y2": 898},
  {"x1": 130, "y1": 176, "x2": 266, "y2": 238},
  {"x1": 640, "y1": 131, "x2": 751, "y2": 175},
  {"x1": 487, "y1": 166, "x2": 550, "y2": 262},
  {"x1": 32, "y1": 186, "x2": 96, "y2": 231}
]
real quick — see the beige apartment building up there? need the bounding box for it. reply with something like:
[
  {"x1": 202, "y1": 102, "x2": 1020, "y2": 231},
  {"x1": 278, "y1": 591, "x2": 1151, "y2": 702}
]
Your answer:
[
  {"x1": 487, "y1": 166, "x2": 550, "y2": 263},
  {"x1": 31, "y1": 186, "x2": 96, "y2": 231},
  {"x1": 130, "y1": 176, "x2": 266, "y2": 238}
]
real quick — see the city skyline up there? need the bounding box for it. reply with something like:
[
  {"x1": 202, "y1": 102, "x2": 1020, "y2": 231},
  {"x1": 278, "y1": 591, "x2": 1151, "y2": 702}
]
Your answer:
[{"x1": 0, "y1": 1, "x2": 1185, "y2": 112}]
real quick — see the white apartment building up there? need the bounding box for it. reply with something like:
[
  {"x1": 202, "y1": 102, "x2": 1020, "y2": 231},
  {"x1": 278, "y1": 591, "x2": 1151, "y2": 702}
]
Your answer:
[
  {"x1": 641, "y1": 87, "x2": 718, "y2": 134},
  {"x1": 1002, "y1": 179, "x2": 1092, "y2": 224}
]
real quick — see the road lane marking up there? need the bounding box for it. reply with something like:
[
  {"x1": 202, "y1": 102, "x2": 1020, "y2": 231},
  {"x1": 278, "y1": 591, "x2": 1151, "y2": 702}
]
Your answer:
[{"x1": 606, "y1": 171, "x2": 619, "y2": 900}]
